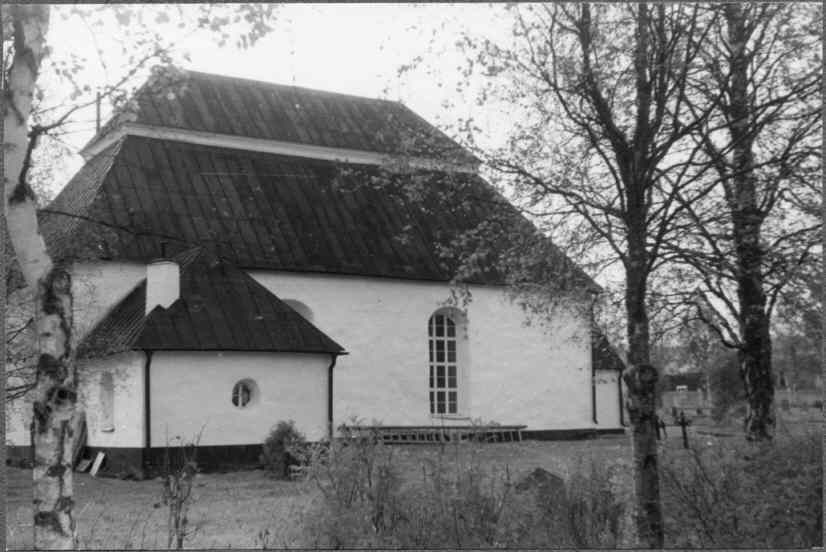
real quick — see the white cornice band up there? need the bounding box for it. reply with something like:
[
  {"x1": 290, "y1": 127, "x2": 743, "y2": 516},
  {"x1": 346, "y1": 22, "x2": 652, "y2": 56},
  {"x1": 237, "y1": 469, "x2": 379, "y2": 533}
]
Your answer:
[{"x1": 80, "y1": 123, "x2": 479, "y2": 175}]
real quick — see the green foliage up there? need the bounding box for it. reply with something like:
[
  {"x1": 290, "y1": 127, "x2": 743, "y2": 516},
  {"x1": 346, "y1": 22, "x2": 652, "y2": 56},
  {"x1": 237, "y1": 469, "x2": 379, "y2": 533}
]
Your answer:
[
  {"x1": 260, "y1": 420, "x2": 305, "y2": 479},
  {"x1": 660, "y1": 431, "x2": 822, "y2": 548}
]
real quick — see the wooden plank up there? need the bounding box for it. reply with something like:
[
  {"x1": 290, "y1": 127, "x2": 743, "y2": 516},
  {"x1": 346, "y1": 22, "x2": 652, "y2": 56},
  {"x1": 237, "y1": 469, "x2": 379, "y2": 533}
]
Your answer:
[
  {"x1": 75, "y1": 458, "x2": 92, "y2": 473},
  {"x1": 200, "y1": 79, "x2": 241, "y2": 136},
  {"x1": 234, "y1": 81, "x2": 272, "y2": 140},
  {"x1": 252, "y1": 85, "x2": 299, "y2": 144},
  {"x1": 71, "y1": 411, "x2": 87, "y2": 468},
  {"x1": 232, "y1": 277, "x2": 271, "y2": 350},
  {"x1": 270, "y1": 87, "x2": 313, "y2": 145},
  {"x1": 184, "y1": 79, "x2": 217, "y2": 131},
  {"x1": 90, "y1": 452, "x2": 106, "y2": 477},
  {"x1": 243, "y1": 157, "x2": 302, "y2": 266},
  {"x1": 223, "y1": 80, "x2": 257, "y2": 137}
]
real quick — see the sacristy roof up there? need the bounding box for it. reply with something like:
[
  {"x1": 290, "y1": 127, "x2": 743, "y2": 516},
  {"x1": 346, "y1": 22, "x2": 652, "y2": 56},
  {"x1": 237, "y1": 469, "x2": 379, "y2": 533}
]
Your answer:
[{"x1": 76, "y1": 247, "x2": 345, "y2": 358}]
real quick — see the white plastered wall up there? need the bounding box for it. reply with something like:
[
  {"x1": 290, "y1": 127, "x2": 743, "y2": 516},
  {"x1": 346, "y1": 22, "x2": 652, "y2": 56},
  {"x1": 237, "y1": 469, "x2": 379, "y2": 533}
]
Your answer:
[
  {"x1": 6, "y1": 351, "x2": 146, "y2": 448},
  {"x1": 595, "y1": 369, "x2": 622, "y2": 428},
  {"x1": 248, "y1": 271, "x2": 602, "y2": 430},
  {"x1": 149, "y1": 351, "x2": 330, "y2": 445},
  {"x1": 4, "y1": 261, "x2": 146, "y2": 446},
  {"x1": 78, "y1": 351, "x2": 146, "y2": 448}
]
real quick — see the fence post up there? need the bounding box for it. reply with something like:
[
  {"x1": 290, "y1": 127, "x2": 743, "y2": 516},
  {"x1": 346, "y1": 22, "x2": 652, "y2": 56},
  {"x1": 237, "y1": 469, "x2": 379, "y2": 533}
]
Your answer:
[{"x1": 678, "y1": 411, "x2": 690, "y2": 449}]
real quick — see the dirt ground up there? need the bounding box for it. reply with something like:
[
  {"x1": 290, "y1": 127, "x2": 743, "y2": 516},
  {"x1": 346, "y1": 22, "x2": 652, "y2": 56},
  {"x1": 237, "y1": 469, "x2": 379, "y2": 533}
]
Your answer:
[{"x1": 6, "y1": 435, "x2": 631, "y2": 549}]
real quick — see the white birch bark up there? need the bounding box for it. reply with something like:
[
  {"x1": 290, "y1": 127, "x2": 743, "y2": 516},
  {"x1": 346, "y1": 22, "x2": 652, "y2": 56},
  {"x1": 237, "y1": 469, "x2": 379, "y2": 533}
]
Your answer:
[{"x1": 3, "y1": 5, "x2": 78, "y2": 549}]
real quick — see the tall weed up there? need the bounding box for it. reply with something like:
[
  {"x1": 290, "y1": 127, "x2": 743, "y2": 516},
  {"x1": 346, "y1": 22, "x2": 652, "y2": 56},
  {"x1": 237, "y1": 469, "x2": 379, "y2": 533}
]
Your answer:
[
  {"x1": 660, "y1": 429, "x2": 822, "y2": 547},
  {"x1": 299, "y1": 425, "x2": 626, "y2": 548}
]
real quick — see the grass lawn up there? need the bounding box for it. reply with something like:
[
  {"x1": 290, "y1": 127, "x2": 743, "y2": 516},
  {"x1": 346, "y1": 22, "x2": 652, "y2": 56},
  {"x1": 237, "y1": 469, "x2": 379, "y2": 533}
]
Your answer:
[
  {"x1": 6, "y1": 435, "x2": 631, "y2": 549},
  {"x1": 9, "y1": 414, "x2": 819, "y2": 549}
]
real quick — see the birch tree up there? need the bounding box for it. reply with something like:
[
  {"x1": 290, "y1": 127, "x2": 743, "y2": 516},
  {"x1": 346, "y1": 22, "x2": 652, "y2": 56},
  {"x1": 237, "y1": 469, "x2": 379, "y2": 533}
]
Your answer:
[
  {"x1": 2, "y1": 5, "x2": 79, "y2": 549},
  {"x1": 2, "y1": 5, "x2": 277, "y2": 548}
]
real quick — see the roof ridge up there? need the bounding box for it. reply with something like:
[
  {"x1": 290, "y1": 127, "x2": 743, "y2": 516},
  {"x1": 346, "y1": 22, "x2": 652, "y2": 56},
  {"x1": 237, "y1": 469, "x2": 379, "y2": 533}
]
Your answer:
[
  {"x1": 82, "y1": 67, "x2": 478, "y2": 166},
  {"x1": 47, "y1": 137, "x2": 123, "y2": 210},
  {"x1": 183, "y1": 68, "x2": 401, "y2": 105},
  {"x1": 77, "y1": 280, "x2": 147, "y2": 359}
]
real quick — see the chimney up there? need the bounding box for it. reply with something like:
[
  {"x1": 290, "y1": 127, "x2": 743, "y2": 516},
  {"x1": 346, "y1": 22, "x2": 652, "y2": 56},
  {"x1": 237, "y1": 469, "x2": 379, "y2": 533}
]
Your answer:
[{"x1": 146, "y1": 244, "x2": 179, "y2": 314}]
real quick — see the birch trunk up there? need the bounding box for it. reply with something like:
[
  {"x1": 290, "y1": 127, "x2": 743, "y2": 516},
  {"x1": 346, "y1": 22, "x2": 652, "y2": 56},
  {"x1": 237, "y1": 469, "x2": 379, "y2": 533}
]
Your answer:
[{"x1": 3, "y1": 5, "x2": 78, "y2": 549}]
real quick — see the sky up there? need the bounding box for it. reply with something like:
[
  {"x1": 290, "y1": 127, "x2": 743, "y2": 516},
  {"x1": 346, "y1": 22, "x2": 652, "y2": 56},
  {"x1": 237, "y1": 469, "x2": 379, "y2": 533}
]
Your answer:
[
  {"x1": 35, "y1": 3, "x2": 629, "y2": 294},
  {"x1": 41, "y1": 3, "x2": 515, "y2": 185},
  {"x1": 26, "y1": 3, "x2": 820, "y2": 342}
]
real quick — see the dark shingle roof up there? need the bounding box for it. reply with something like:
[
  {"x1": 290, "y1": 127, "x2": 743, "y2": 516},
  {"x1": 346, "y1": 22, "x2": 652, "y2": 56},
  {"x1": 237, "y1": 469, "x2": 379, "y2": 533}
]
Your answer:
[
  {"x1": 42, "y1": 136, "x2": 596, "y2": 289},
  {"x1": 77, "y1": 248, "x2": 344, "y2": 357},
  {"x1": 84, "y1": 69, "x2": 478, "y2": 166}
]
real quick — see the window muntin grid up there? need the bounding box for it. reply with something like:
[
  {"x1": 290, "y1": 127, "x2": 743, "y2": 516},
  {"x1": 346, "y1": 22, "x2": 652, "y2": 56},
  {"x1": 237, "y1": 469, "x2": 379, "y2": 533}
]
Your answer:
[
  {"x1": 428, "y1": 313, "x2": 458, "y2": 414},
  {"x1": 232, "y1": 380, "x2": 254, "y2": 408}
]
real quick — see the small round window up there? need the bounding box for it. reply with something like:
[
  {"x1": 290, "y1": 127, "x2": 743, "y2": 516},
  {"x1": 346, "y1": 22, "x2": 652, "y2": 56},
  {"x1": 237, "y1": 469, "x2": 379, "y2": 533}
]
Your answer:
[{"x1": 232, "y1": 379, "x2": 257, "y2": 408}]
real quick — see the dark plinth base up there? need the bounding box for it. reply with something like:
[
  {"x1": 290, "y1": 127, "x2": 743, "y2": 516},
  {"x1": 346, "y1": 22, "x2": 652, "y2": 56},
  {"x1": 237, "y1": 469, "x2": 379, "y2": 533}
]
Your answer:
[
  {"x1": 81, "y1": 444, "x2": 264, "y2": 478},
  {"x1": 6, "y1": 445, "x2": 33, "y2": 467},
  {"x1": 521, "y1": 427, "x2": 626, "y2": 440},
  {"x1": 3, "y1": 444, "x2": 265, "y2": 479}
]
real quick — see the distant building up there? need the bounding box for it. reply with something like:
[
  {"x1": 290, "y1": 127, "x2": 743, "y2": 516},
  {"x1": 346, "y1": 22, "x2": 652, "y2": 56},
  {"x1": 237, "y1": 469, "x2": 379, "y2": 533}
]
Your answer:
[{"x1": 659, "y1": 373, "x2": 711, "y2": 418}]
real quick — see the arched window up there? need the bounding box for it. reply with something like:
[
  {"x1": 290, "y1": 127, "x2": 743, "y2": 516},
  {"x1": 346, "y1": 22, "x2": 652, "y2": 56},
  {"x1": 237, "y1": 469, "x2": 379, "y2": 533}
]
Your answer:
[
  {"x1": 283, "y1": 299, "x2": 314, "y2": 323},
  {"x1": 100, "y1": 372, "x2": 114, "y2": 432},
  {"x1": 428, "y1": 312, "x2": 459, "y2": 415}
]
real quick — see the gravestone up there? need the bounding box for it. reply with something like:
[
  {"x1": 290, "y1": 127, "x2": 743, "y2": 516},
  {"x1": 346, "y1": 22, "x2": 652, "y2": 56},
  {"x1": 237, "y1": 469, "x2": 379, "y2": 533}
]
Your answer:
[
  {"x1": 515, "y1": 467, "x2": 569, "y2": 528},
  {"x1": 515, "y1": 467, "x2": 566, "y2": 497}
]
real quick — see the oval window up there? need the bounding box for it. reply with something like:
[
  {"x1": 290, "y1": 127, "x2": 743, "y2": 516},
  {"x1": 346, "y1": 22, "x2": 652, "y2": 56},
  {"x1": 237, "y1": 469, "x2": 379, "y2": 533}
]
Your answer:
[{"x1": 232, "y1": 379, "x2": 257, "y2": 408}]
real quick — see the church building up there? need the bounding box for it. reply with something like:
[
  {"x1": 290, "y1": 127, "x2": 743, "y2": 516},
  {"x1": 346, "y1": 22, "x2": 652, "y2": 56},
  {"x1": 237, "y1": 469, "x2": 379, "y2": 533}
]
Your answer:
[{"x1": 6, "y1": 69, "x2": 625, "y2": 473}]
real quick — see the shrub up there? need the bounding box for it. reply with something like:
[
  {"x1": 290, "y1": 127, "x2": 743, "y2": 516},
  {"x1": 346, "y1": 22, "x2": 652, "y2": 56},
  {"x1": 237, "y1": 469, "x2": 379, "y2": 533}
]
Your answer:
[
  {"x1": 300, "y1": 423, "x2": 626, "y2": 548},
  {"x1": 564, "y1": 458, "x2": 627, "y2": 547},
  {"x1": 160, "y1": 432, "x2": 202, "y2": 549},
  {"x1": 260, "y1": 420, "x2": 305, "y2": 478},
  {"x1": 660, "y1": 430, "x2": 822, "y2": 548}
]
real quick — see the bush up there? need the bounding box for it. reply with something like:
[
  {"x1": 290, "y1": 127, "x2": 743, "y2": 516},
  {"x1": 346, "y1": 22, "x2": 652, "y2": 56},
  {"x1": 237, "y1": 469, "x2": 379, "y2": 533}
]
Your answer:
[
  {"x1": 298, "y1": 425, "x2": 407, "y2": 547},
  {"x1": 260, "y1": 420, "x2": 305, "y2": 478},
  {"x1": 564, "y1": 459, "x2": 627, "y2": 547},
  {"x1": 300, "y1": 423, "x2": 627, "y2": 548},
  {"x1": 660, "y1": 430, "x2": 822, "y2": 548}
]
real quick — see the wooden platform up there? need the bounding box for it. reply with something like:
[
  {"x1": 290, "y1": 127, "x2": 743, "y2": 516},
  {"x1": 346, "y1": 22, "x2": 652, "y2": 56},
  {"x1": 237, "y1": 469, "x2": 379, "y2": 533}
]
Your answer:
[{"x1": 340, "y1": 425, "x2": 526, "y2": 444}]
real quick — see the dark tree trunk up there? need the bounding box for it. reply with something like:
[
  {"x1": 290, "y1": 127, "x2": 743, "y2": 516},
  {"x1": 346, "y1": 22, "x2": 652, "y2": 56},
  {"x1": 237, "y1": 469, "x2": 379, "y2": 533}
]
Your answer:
[
  {"x1": 725, "y1": 4, "x2": 775, "y2": 441},
  {"x1": 734, "y1": 229, "x2": 774, "y2": 439},
  {"x1": 622, "y1": 232, "x2": 664, "y2": 548}
]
